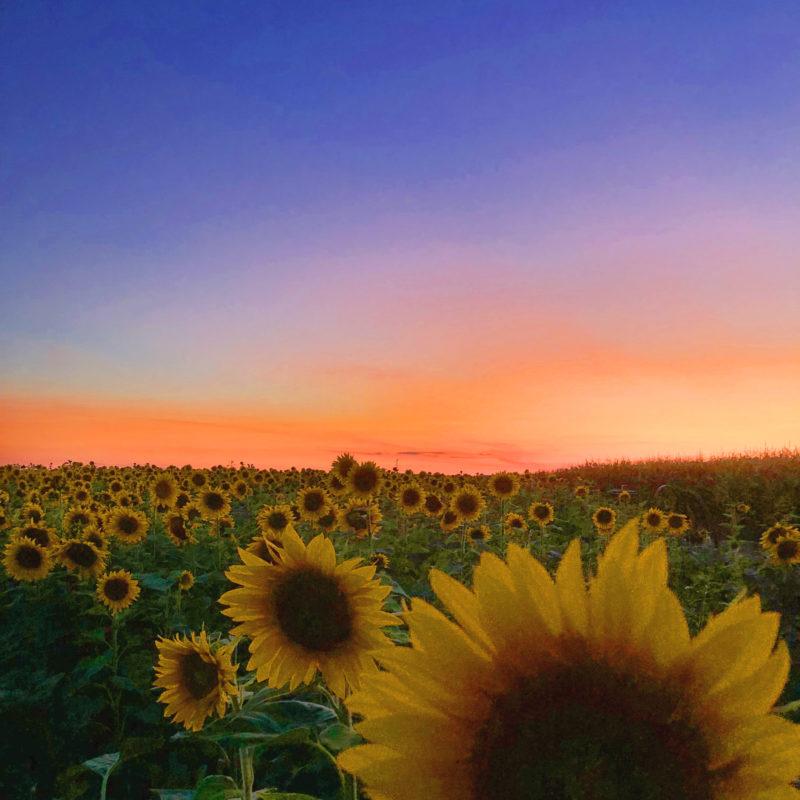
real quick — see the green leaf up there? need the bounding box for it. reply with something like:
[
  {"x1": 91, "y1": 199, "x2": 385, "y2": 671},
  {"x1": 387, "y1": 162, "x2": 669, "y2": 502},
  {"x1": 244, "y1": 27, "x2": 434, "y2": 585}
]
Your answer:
[
  {"x1": 318, "y1": 723, "x2": 362, "y2": 752},
  {"x1": 83, "y1": 752, "x2": 120, "y2": 777},
  {"x1": 204, "y1": 728, "x2": 311, "y2": 749},
  {"x1": 139, "y1": 573, "x2": 174, "y2": 592},
  {"x1": 151, "y1": 791, "x2": 195, "y2": 800},
  {"x1": 194, "y1": 774, "x2": 237, "y2": 800}
]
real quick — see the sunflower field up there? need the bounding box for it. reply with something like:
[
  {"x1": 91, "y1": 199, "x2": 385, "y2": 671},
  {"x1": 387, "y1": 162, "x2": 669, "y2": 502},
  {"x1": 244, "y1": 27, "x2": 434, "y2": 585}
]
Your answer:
[{"x1": 2, "y1": 451, "x2": 800, "y2": 799}]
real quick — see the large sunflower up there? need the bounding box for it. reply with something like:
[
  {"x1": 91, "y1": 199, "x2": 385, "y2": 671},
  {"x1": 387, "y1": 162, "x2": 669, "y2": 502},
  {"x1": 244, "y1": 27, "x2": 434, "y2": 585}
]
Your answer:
[
  {"x1": 59, "y1": 538, "x2": 107, "y2": 579},
  {"x1": 220, "y1": 529, "x2": 400, "y2": 697},
  {"x1": 257, "y1": 504, "x2": 296, "y2": 539},
  {"x1": 487, "y1": 471, "x2": 520, "y2": 499},
  {"x1": 154, "y1": 631, "x2": 238, "y2": 732},
  {"x1": 397, "y1": 483, "x2": 424, "y2": 515},
  {"x1": 592, "y1": 506, "x2": 617, "y2": 533},
  {"x1": 346, "y1": 461, "x2": 384, "y2": 501},
  {"x1": 3, "y1": 536, "x2": 52, "y2": 582},
  {"x1": 297, "y1": 487, "x2": 330, "y2": 522},
  {"x1": 151, "y1": 474, "x2": 179, "y2": 508},
  {"x1": 164, "y1": 512, "x2": 195, "y2": 547},
  {"x1": 423, "y1": 493, "x2": 445, "y2": 517},
  {"x1": 16, "y1": 523, "x2": 59, "y2": 550},
  {"x1": 451, "y1": 486, "x2": 485, "y2": 522},
  {"x1": 528, "y1": 500, "x2": 555, "y2": 527},
  {"x1": 96, "y1": 569, "x2": 141, "y2": 615},
  {"x1": 106, "y1": 508, "x2": 149, "y2": 544},
  {"x1": 339, "y1": 522, "x2": 800, "y2": 799},
  {"x1": 197, "y1": 488, "x2": 231, "y2": 522}
]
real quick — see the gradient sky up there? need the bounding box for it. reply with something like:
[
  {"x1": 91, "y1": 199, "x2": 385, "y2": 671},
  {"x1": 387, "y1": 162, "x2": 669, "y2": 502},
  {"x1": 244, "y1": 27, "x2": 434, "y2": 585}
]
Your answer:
[{"x1": 2, "y1": 1, "x2": 799, "y2": 471}]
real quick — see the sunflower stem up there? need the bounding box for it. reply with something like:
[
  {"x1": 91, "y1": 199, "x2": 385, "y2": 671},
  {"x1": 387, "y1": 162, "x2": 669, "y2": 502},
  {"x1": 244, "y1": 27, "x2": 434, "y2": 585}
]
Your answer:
[{"x1": 238, "y1": 746, "x2": 255, "y2": 800}]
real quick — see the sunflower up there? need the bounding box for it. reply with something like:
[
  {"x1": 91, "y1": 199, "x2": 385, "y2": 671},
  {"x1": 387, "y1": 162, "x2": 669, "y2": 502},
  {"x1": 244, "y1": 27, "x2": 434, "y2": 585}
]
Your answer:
[
  {"x1": 369, "y1": 552, "x2": 390, "y2": 570},
  {"x1": 451, "y1": 486, "x2": 485, "y2": 522},
  {"x1": 487, "y1": 472, "x2": 519, "y2": 500},
  {"x1": 257, "y1": 504, "x2": 296, "y2": 539},
  {"x1": 197, "y1": 488, "x2": 231, "y2": 522},
  {"x1": 316, "y1": 507, "x2": 340, "y2": 534},
  {"x1": 423, "y1": 493, "x2": 445, "y2": 517},
  {"x1": 503, "y1": 512, "x2": 527, "y2": 534},
  {"x1": 760, "y1": 524, "x2": 795, "y2": 552},
  {"x1": 151, "y1": 474, "x2": 179, "y2": 508},
  {"x1": 232, "y1": 479, "x2": 250, "y2": 500},
  {"x1": 96, "y1": 570, "x2": 141, "y2": 615},
  {"x1": 440, "y1": 509, "x2": 460, "y2": 533},
  {"x1": 327, "y1": 473, "x2": 348, "y2": 496},
  {"x1": 220, "y1": 529, "x2": 400, "y2": 697},
  {"x1": 666, "y1": 512, "x2": 690, "y2": 537},
  {"x1": 59, "y1": 538, "x2": 107, "y2": 579},
  {"x1": 63, "y1": 507, "x2": 97, "y2": 534},
  {"x1": 297, "y1": 487, "x2": 330, "y2": 522},
  {"x1": 735, "y1": 502, "x2": 750, "y2": 514},
  {"x1": 3, "y1": 537, "x2": 52, "y2": 582},
  {"x1": 397, "y1": 483, "x2": 424, "y2": 515},
  {"x1": 617, "y1": 489, "x2": 632, "y2": 503},
  {"x1": 20, "y1": 502, "x2": 45, "y2": 524},
  {"x1": 528, "y1": 501, "x2": 555, "y2": 527},
  {"x1": 332, "y1": 452, "x2": 357, "y2": 480},
  {"x1": 638, "y1": 507, "x2": 666, "y2": 533},
  {"x1": 772, "y1": 535, "x2": 800, "y2": 565},
  {"x1": 339, "y1": 501, "x2": 382, "y2": 539},
  {"x1": 574, "y1": 484, "x2": 589, "y2": 498},
  {"x1": 339, "y1": 522, "x2": 800, "y2": 800},
  {"x1": 164, "y1": 512, "x2": 196, "y2": 547},
  {"x1": 82, "y1": 526, "x2": 109, "y2": 552},
  {"x1": 153, "y1": 631, "x2": 238, "y2": 732},
  {"x1": 346, "y1": 461, "x2": 384, "y2": 500},
  {"x1": 592, "y1": 506, "x2": 617, "y2": 532},
  {"x1": 178, "y1": 570, "x2": 195, "y2": 591},
  {"x1": 15, "y1": 523, "x2": 58, "y2": 550},
  {"x1": 467, "y1": 524, "x2": 491, "y2": 545},
  {"x1": 106, "y1": 508, "x2": 149, "y2": 544},
  {"x1": 189, "y1": 470, "x2": 208, "y2": 490}
]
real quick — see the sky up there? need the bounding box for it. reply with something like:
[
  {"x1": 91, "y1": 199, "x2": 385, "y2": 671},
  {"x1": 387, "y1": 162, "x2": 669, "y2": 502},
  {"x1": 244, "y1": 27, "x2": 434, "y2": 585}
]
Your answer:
[{"x1": 1, "y1": 1, "x2": 799, "y2": 472}]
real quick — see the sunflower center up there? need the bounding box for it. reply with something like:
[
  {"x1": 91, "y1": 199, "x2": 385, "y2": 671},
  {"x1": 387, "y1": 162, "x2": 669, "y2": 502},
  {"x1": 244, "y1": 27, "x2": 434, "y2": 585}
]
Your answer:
[
  {"x1": 352, "y1": 468, "x2": 378, "y2": 493},
  {"x1": 668, "y1": 515, "x2": 683, "y2": 529},
  {"x1": 103, "y1": 578, "x2": 130, "y2": 601},
  {"x1": 22, "y1": 527, "x2": 50, "y2": 547},
  {"x1": 155, "y1": 480, "x2": 172, "y2": 499},
  {"x1": 304, "y1": 493, "x2": 324, "y2": 512},
  {"x1": 268, "y1": 512, "x2": 288, "y2": 530},
  {"x1": 534, "y1": 505, "x2": 550, "y2": 520},
  {"x1": 118, "y1": 516, "x2": 139, "y2": 536},
  {"x1": 180, "y1": 652, "x2": 219, "y2": 699},
  {"x1": 457, "y1": 495, "x2": 478, "y2": 514},
  {"x1": 471, "y1": 661, "x2": 713, "y2": 800},
  {"x1": 16, "y1": 545, "x2": 43, "y2": 569},
  {"x1": 65, "y1": 542, "x2": 98, "y2": 567},
  {"x1": 402, "y1": 490, "x2": 420, "y2": 506},
  {"x1": 169, "y1": 517, "x2": 188, "y2": 539},
  {"x1": 493, "y1": 477, "x2": 513, "y2": 494},
  {"x1": 204, "y1": 493, "x2": 225, "y2": 511},
  {"x1": 274, "y1": 568, "x2": 353, "y2": 652},
  {"x1": 776, "y1": 539, "x2": 798, "y2": 560},
  {"x1": 425, "y1": 496, "x2": 443, "y2": 514},
  {"x1": 646, "y1": 514, "x2": 662, "y2": 527},
  {"x1": 596, "y1": 509, "x2": 613, "y2": 525}
]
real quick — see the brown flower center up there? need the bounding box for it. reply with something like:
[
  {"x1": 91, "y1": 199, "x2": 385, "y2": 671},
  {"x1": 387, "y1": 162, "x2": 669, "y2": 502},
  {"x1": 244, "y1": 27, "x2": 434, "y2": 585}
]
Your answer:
[
  {"x1": 180, "y1": 652, "x2": 220, "y2": 699},
  {"x1": 103, "y1": 577, "x2": 130, "y2": 601},
  {"x1": 16, "y1": 545, "x2": 43, "y2": 570}
]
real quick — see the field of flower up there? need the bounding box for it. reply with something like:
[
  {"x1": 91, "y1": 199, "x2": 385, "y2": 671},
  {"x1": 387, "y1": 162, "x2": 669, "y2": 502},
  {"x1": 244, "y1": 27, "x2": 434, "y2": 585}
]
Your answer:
[{"x1": 2, "y1": 452, "x2": 800, "y2": 799}]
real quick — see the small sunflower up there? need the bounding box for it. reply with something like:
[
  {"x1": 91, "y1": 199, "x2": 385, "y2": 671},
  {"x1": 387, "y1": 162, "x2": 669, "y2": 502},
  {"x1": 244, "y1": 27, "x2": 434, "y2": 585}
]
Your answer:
[
  {"x1": 106, "y1": 508, "x2": 149, "y2": 544},
  {"x1": 297, "y1": 487, "x2": 330, "y2": 522},
  {"x1": 20, "y1": 502, "x2": 45, "y2": 524},
  {"x1": 452, "y1": 486, "x2": 485, "y2": 522},
  {"x1": 63, "y1": 507, "x2": 98, "y2": 534},
  {"x1": 82, "y1": 526, "x2": 109, "y2": 552},
  {"x1": 735, "y1": 502, "x2": 750, "y2": 514},
  {"x1": 487, "y1": 472, "x2": 520, "y2": 499},
  {"x1": 316, "y1": 507, "x2": 340, "y2": 534},
  {"x1": 3, "y1": 536, "x2": 52, "y2": 582},
  {"x1": 574, "y1": 484, "x2": 589, "y2": 498},
  {"x1": 332, "y1": 453, "x2": 357, "y2": 480},
  {"x1": 503, "y1": 512, "x2": 527, "y2": 534},
  {"x1": 641, "y1": 507, "x2": 667, "y2": 534},
  {"x1": 178, "y1": 570, "x2": 195, "y2": 591},
  {"x1": 164, "y1": 512, "x2": 195, "y2": 547},
  {"x1": 154, "y1": 631, "x2": 238, "y2": 732},
  {"x1": 339, "y1": 522, "x2": 800, "y2": 800},
  {"x1": 467, "y1": 524, "x2": 492, "y2": 545},
  {"x1": 666, "y1": 512, "x2": 690, "y2": 537},
  {"x1": 423, "y1": 493, "x2": 445, "y2": 517},
  {"x1": 59, "y1": 538, "x2": 107, "y2": 579},
  {"x1": 257, "y1": 504, "x2": 295, "y2": 540},
  {"x1": 151, "y1": 474, "x2": 179, "y2": 508},
  {"x1": 189, "y1": 470, "x2": 208, "y2": 490},
  {"x1": 397, "y1": 483, "x2": 424, "y2": 515},
  {"x1": 231, "y1": 479, "x2": 250, "y2": 500},
  {"x1": 369, "y1": 552, "x2": 390, "y2": 570},
  {"x1": 617, "y1": 489, "x2": 632, "y2": 503},
  {"x1": 246, "y1": 532, "x2": 283, "y2": 564},
  {"x1": 197, "y1": 488, "x2": 231, "y2": 522},
  {"x1": 15, "y1": 523, "x2": 58, "y2": 550},
  {"x1": 760, "y1": 523, "x2": 795, "y2": 552},
  {"x1": 528, "y1": 501, "x2": 555, "y2": 527},
  {"x1": 772, "y1": 535, "x2": 800, "y2": 565},
  {"x1": 339, "y1": 501, "x2": 382, "y2": 539},
  {"x1": 96, "y1": 570, "x2": 141, "y2": 615},
  {"x1": 346, "y1": 461, "x2": 384, "y2": 500},
  {"x1": 440, "y1": 509, "x2": 460, "y2": 533},
  {"x1": 220, "y1": 529, "x2": 400, "y2": 697},
  {"x1": 327, "y1": 473, "x2": 348, "y2": 496},
  {"x1": 592, "y1": 506, "x2": 617, "y2": 532}
]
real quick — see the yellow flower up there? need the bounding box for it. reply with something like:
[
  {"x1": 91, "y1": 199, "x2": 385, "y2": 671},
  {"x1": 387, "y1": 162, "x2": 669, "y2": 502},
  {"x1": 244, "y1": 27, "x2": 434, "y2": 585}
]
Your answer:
[
  {"x1": 59, "y1": 538, "x2": 107, "y2": 579},
  {"x1": 397, "y1": 482, "x2": 424, "y2": 515},
  {"x1": 338, "y1": 501, "x2": 382, "y2": 538},
  {"x1": 761, "y1": 524, "x2": 796, "y2": 552},
  {"x1": 772, "y1": 535, "x2": 800, "y2": 566},
  {"x1": 3, "y1": 536, "x2": 52, "y2": 582},
  {"x1": 346, "y1": 461, "x2": 384, "y2": 501},
  {"x1": 297, "y1": 487, "x2": 330, "y2": 522},
  {"x1": 666, "y1": 512, "x2": 690, "y2": 537},
  {"x1": 487, "y1": 472, "x2": 520, "y2": 499},
  {"x1": 151, "y1": 474, "x2": 179, "y2": 508},
  {"x1": 528, "y1": 501, "x2": 555, "y2": 527},
  {"x1": 641, "y1": 507, "x2": 667, "y2": 534},
  {"x1": 220, "y1": 529, "x2": 399, "y2": 697},
  {"x1": 106, "y1": 507, "x2": 149, "y2": 544},
  {"x1": 197, "y1": 488, "x2": 231, "y2": 522},
  {"x1": 339, "y1": 522, "x2": 800, "y2": 800},
  {"x1": 164, "y1": 512, "x2": 195, "y2": 547},
  {"x1": 503, "y1": 512, "x2": 527, "y2": 533},
  {"x1": 467, "y1": 524, "x2": 491, "y2": 545},
  {"x1": 591, "y1": 506, "x2": 617, "y2": 532},
  {"x1": 154, "y1": 631, "x2": 237, "y2": 731},
  {"x1": 451, "y1": 486, "x2": 485, "y2": 522},
  {"x1": 178, "y1": 570, "x2": 195, "y2": 591},
  {"x1": 440, "y1": 509, "x2": 460, "y2": 533},
  {"x1": 96, "y1": 570, "x2": 141, "y2": 614},
  {"x1": 256, "y1": 504, "x2": 296, "y2": 540},
  {"x1": 423, "y1": 493, "x2": 445, "y2": 517}
]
